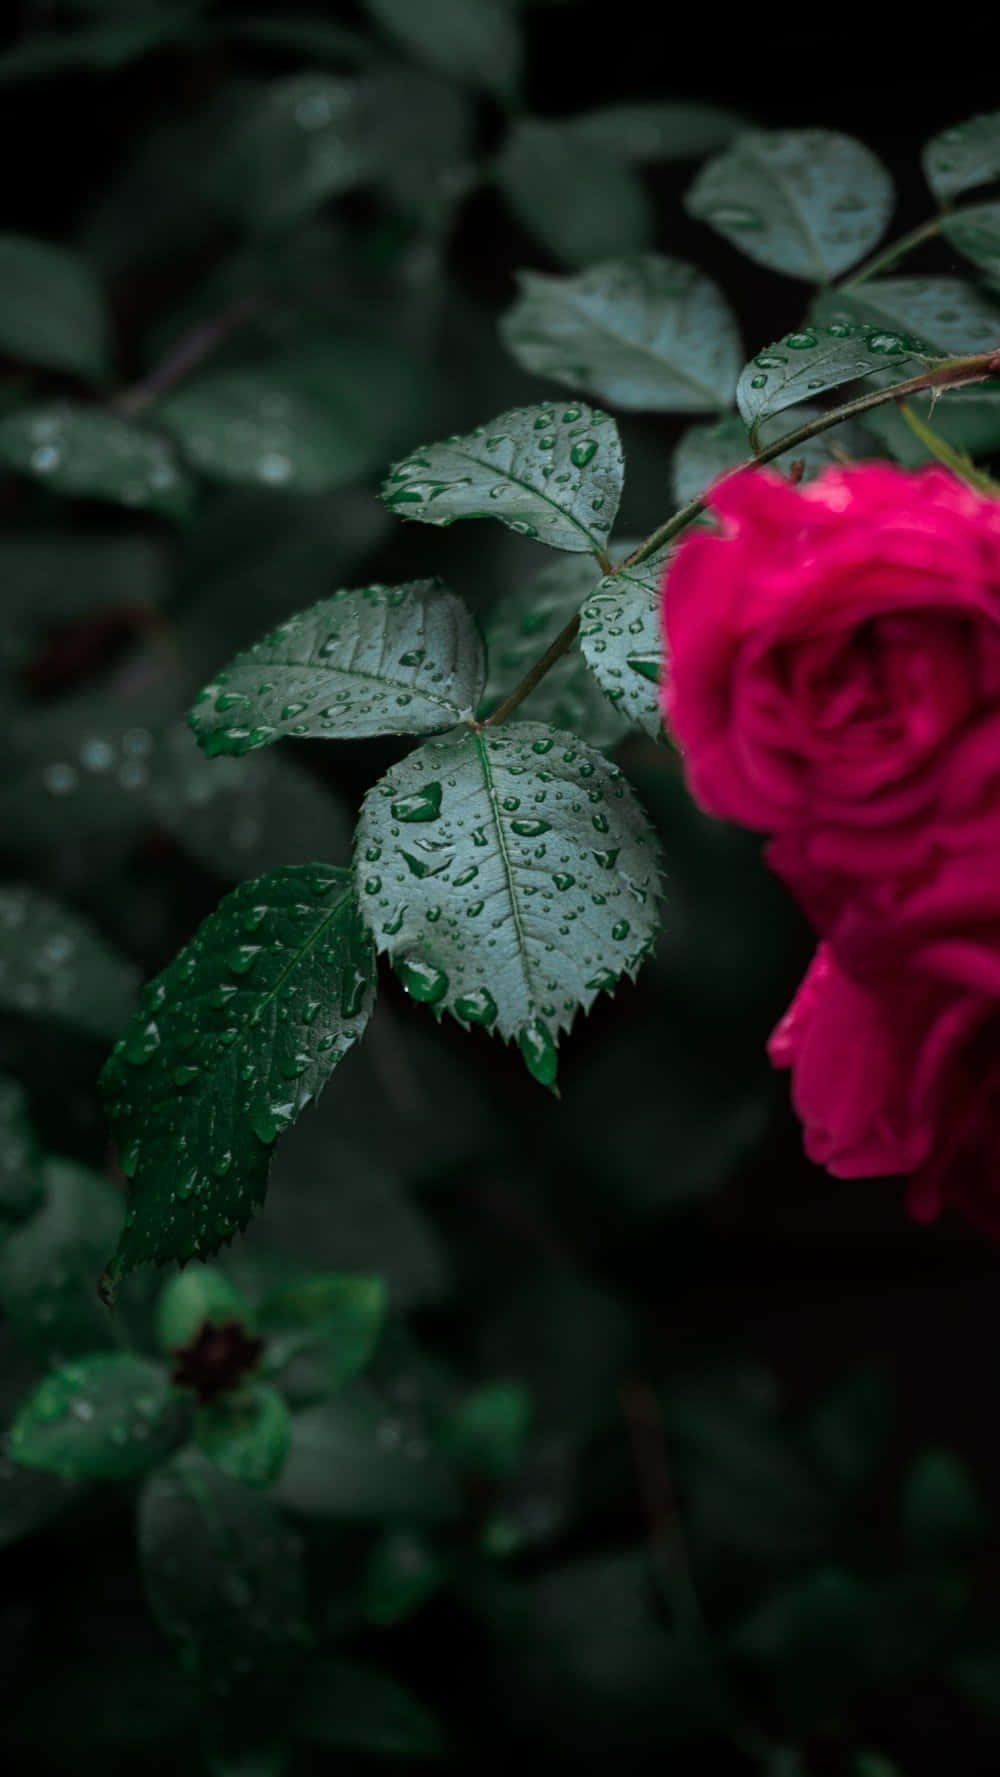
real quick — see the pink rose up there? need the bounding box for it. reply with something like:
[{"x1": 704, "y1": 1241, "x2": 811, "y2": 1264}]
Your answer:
[{"x1": 661, "y1": 463, "x2": 1000, "y2": 915}]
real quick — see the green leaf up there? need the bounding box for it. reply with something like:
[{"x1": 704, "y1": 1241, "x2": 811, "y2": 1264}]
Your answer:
[
  {"x1": 813, "y1": 276, "x2": 1000, "y2": 358},
  {"x1": 8, "y1": 1353, "x2": 179, "y2": 1480},
  {"x1": 0, "y1": 1444, "x2": 76, "y2": 1549},
  {"x1": 0, "y1": 10, "x2": 199, "y2": 83},
  {"x1": 0, "y1": 235, "x2": 109, "y2": 382},
  {"x1": 566, "y1": 100, "x2": 749, "y2": 164},
  {"x1": 258, "y1": 1274, "x2": 387, "y2": 1390},
  {"x1": 273, "y1": 1385, "x2": 462, "y2": 1521},
  {"x1": 480, "y1": 553, "x2": 629, "y2": 750},
  {"x1": 501, "y1": 255, "x2": 741, "y2": 412},
  {"x1": 495, "y1": 120, "x2": 653, "y2": 267},
  {"x1": 139, "y1": 1444, "x2": 310, "y2": 1679},
  {"x1": 195, "y1": 1383, "x2": 292, "y2": 1487},
  {"x1": 383, "y1": 402, "x2": 623, "y2": 553},
  {"x1": 671, "y1": 407, "x2": 875, "y2": 506},
  {"x1": 736, "y1": 321, "x2": 929, "y2": 438},
  {"x1": 210, "y1": 74, "x2": 372, "y2": 230},
  {"x1": 362, "y1": 1526, "x2": 445, "y2": 1625},
  {"x1": 0, "y1": 529, "x2": 168, "y2": 626},
  {"x1": 578, "y1": 549, "x2": 668, "y2": 741},
  {"x1": 157, "y1": 1266, "x2": 253, "y2": 1354},
  {"x1": 0, "y1": 1076, "x2": 44, "y2": 1226},
  {"x1": 941, "y1": 201, "x2": 1000, "y2": 281},
  {"x1": 364, "y1": 63, "x2": 476, "y2": 227},
  {"x1": 0, "y1": 884, "x2": 137, "y2": 1039},
  {"x1": 224, "y1": 16, "x2": 375, "y2": 63},
  {"x1": 923, "y1": 112, "x2": 1000, "y2": 203},
  {"x1": 101, "y1": 865, "x2": 376, "y2": 1282},
  {"x1": 900, "y1": 1446, "x2": 987, "y2": 1555},
  {"x1": 445, "y1": 1381, "x2": 531, "y2": 1478},
  {"x1": 686, "y1": 129, "x2": 894, "y2": 282},
  {"x1": 355, "y1": 723, "x2": 660, "y2": 1076},
  {"x1": 804, "y1": 1364, "x2": 896, "y2": 1500},
  {"x1": 363, "y1": 0, "x2": 520, "y2": 101},
  {"x1": 0, "y1": 403, "x2": 194, "y2": 519},
  {"x1": 858, "y1": 384, "x2": 1000, "y2": 464},
  {"x1": 189, "y1": 581, "x2": 486, "y2": 757},
  {"x1": 294, "y1": 1655, "x2": 445, "y2": 1757},
  {"x1": 0, "y1": 1157, "x2": 124, "y2": 1362}
]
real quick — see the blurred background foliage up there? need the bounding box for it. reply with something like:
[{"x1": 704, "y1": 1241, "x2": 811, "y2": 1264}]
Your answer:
[{"x1": 1, "y1": 3, "x2": 1000, "y2": 1774}]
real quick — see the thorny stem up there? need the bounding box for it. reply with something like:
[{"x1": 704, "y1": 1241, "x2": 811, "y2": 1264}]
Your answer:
[
  {"x1": 475, "y1": 348, "x2": 1000, "y2": 729},
  {"x1": 112, "y1": 295, "x2": 261, "y2": 418}
]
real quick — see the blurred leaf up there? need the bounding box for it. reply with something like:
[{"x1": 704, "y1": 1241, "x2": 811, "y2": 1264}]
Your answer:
[
  {"x1": 101, "y1": 865, "x2": 376, "y2": 1281},
  {"x1": 730, "y1": 1565, "x2": 873, "y2": 1721},
  {"x1": 273, "y1": 1385, "x2": 462, "y2": 1521},
  {"x1": 804, "y1": 1364, "x2": 897, "y2": 1499},
  {"x1": 0, "y1": 403, "x2": 195, "y2": 520},
  {"x1": 190, "y1": 580, "x2": 486, "y2": 756},
  {"x1": 445, "y1": 1380, "x2": 531, "y2": 1478},
  {"x1": 195, "y1": 1383, "x2": 292, "y2": 1487},
  {"x1": 923, "y1": 111, "x2": 1000, "y2": 202},
  {"x1": 225, "y1": 15, "x2": 376, "y2": 63},
  {"x1": 0, "y1": 884, "x2": 137, "y2": 1039},
  {"x1": 363, "y1": 0, "x2": 521, "y2": 101},
  {"x1": 579, "y1": 547, "x2": 667, "y2": 740},
  {"x1": 157, "y1": 1266, "x2": 253, "y2": 1354},
  {"x1": 567, "y1": 100, "x2": 749, "y2": 163},
  {"x1": 210, "y1": 74, "x2": 372, "y2": 230},
  {"x1": 383, "y1": 401, "x2": 623, "y2": 552},
  {"x1": 950, "y1": 1640, "x2": 1000, "y2": 1718},
  {"x1": 941, "y1": 201, "x2": 1000, "y2": 280},
  {"x1": 501, "y1": 255, "x2": 741, "y2": 411},
  {"x1": 853, "y1": 1755, "x2": 904, "y2": 1777},
  {"x1": 355, "y1": 724, "x2": 661, "y2": 1073},
  {"x1": 0, "y1": 235, "x2": 109, "y2": 382},
  {"x1": 294, "y1": 1654, "x2": 446, "y2": 1757},
  {"x1": 0, "y1": 1443, "x2": 77, "y2": 1548},
  {"x1": 258, "y1": 1274, "x2": 387, "y2": 1391},
  {"x1": 900, "y1": 1447, "x2": 988, "y2": 1556},
  {"x1": 671, "y1": 407, "x2": 875, "y2": 506},
  {"x1": 0, "y1": 1156, "x2": 124, "y2": 1361},
  {"x1": 854, "y1": 384, "x2": 1000, "y2": 465},
  {"x1": 362, "y1": 1525, "x2": 445, "y2": 1624},
  {"x1": 9, "y1": 1353, "x2": 179, "y2": 1480},
  {"x1": 0, "y1": 1076, "x2": 44, "y2": 1226},
  {"x1": 736, "y1": 322, "x2": 929, "y2": 438},
  {"x1": 0, "y1": 7, "x2": 202, "y2": 82},
  {"x1": 0, "y1": 529, "x2": 168, "y2": 626},
  {"x1": 480, "y1": 551, "x2": 629, "y2": 749},
  {"x1": 687, "y1": 129, "x2": 894, "y2": 281},
  {"x1": 139, "y1": 1444, "x2": 310, "y2": 1679},
  {"x1": 813, "y1": 275, "x2": 1000, "y2": 358},
  {"x1": 496, "y1": 119, "x2": 653, "y2": 266},
  {"x1": 364, "y1": 63, "x2": 477, "y2": 227}
]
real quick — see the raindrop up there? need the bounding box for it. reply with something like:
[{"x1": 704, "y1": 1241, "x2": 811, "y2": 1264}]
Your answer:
[
  {"x1": 454, "y1": 986, "x2": 497, "y2": 1027},
  {"x1": 518, "y1": 1018, "x2": 557, "y2": 1088},
  {"x1": 391, "y1": 783, "x2": 442, "y2": 823}
]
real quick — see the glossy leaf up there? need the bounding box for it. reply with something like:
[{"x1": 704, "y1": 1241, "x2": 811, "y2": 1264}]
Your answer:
[
  {"x1": 578, "y1": 549, "x2": 668, "y2": 740},
  {"x1": 355, "y1": 723, "x2": 661, "y2": 1076},
  {"x1": 0, "y1": 1157, "x2": 124, "y2": 1362},
  {"x1": 736, "y1": 321, "x2": 929, "y2": 438},
  {"x1": 0, "y1": 1076, "x2": 44, "y2": 1226},
  {"x1": 923, "y1": 112, "x2": 1000, "y2": 203},
  {"x1": 566, "y1": 100, "x2": 748, "y2": 163},
  {"x1": 814, "y1": 275, "x2": 1000, "y2": 359},
  {"x1": 0, "y1": 403, "x2": 194, "y2": 519},
  {"x1": 501, "y1": 254, "x2": 741, "y2": 411},
  {"x1": 0, "y1": 235, "x2": 109, "y2": 381},
  {"x1": 0, "y1": 884, "x2": 137, "y2": 1039},
  {"x1": 481, "y1": 553, "x2": 629, "y2": 750},
  {"x1": 687, "y1": 129, "x2": 894, "y2": 281},
  {"x1": 139, "y1": 1444, "x2": 310, "y2": 1679},
  {"x1": 671, "y1": 407, "x2": 875, "y2": 506},
  {"x1": 383, "y1": 402, "x2": 623, "y2": 553},
  {"x1": 8, "y1": 1353, "x2": 179, "y2": 1480},
  {"x1": 941, "y1": 201, "x2": 1000, "y2": 281},
  {"x1": 495, "y1": 120, "x2": 653, "y2": 267},
  {"x1": 274, "y1": 1386, "x2": 462, "y2": 1521},
  {"x1": 157, "y1": 1266, "x2": 253, "y2": 1354},
  {"x1": 195, "y1": 1383, "x2": 292, "y2": 1487},
  {"x1": 363, "y1": 0, "x2": 520, "y2": 101},
  {"x1": 294, "y1": 1655, "x2": 445, "y2": 1757},
  {"x1": 258, "y1": 1273, "x2": 387, "y2": 1390},
  {"x1": 101, "y1": 865, "x2": 376, "y2": 1282},
  {"x1": 189, "y1": 581, "x2": 486, "y2": 757}
]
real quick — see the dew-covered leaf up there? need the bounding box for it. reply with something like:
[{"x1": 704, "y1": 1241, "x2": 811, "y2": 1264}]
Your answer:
[
  {"x1": 923, "y1": 112, "x2": 1000, "y2": 203},
  {"x1": 0, "y1": 1157, "x2": 124, "y2": 1362},
  {"x1": 566, "y1": 100, "x2": 749, "y2": 164},
  {"x1": 194, "y1": 1383, "x2": 292, "y2": 1488},
  {"x1": 355, "y1": 723, "x2": 660, "y2": 1081},
  {"x1": 0, "y1": 235, "x2": 110, "y2": 382},
  {"x1": 481, "y1": 552, "x2": 628, "y2": 750},
  {"x1": 496, "y1": 120, "x2": 653, "y2": 267},
  {"x1": 0, "y1": 1076, "x2": 44, "y2": 1226},
  {"x1": 189, "y1": 581, "x2": 486, "y2": 757},
  {"x1": 501, "y1": 255, "x2": 740, "y2": 411},
  {"x1": 736, "y1": 321, "x2": 930, "y2": 438},
  {"x1": 671, "y1": 407, "x2": 875, "y2": 506},
  {"x1": 363, "y1": 0, "x2": 520, "y2": 101},
  {"x1": 258, "y1": 1273, "x2": 387, "y2": 1391},
  {"x1": 101, "y1": 865, "x2": 376, "y2": 1283},
  {"x1": 0, "y1": 403, "x2": 194, "y2": 519},
  {"x1": 210, "y1": 74, "x2": 372, "y2": 230},
  {"x1": 686, "y1": 129, "x2": 894, "y2": 282},
  {"x1": 812, "y1": 275, "x2": 1000, "y2": 359},
  {"x1": 139, "y1": 1444, "x2": 310, "y2": 1680},
  {"x1": 578, "y1": 549, "x2": 668, "y2": 740},
  {"x1": 8, "y1": 1353, "x2": 180, "y2": 1480},
  {"x1": 273, "y1": 1385, "x2": 462, "y2": 1521},
  {"x1": 294, "y1": 1655, "x2": 446, "y2": 1757},
  {"x1": 383, "y1": 402, "x2": 623, "y2": 553},
  {"x1": 941, "y1": 202, "x2": 1000, "y2": 281},
  {"x1": 0, "y1": 884, "x2": 137, "y2": 1039}
]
